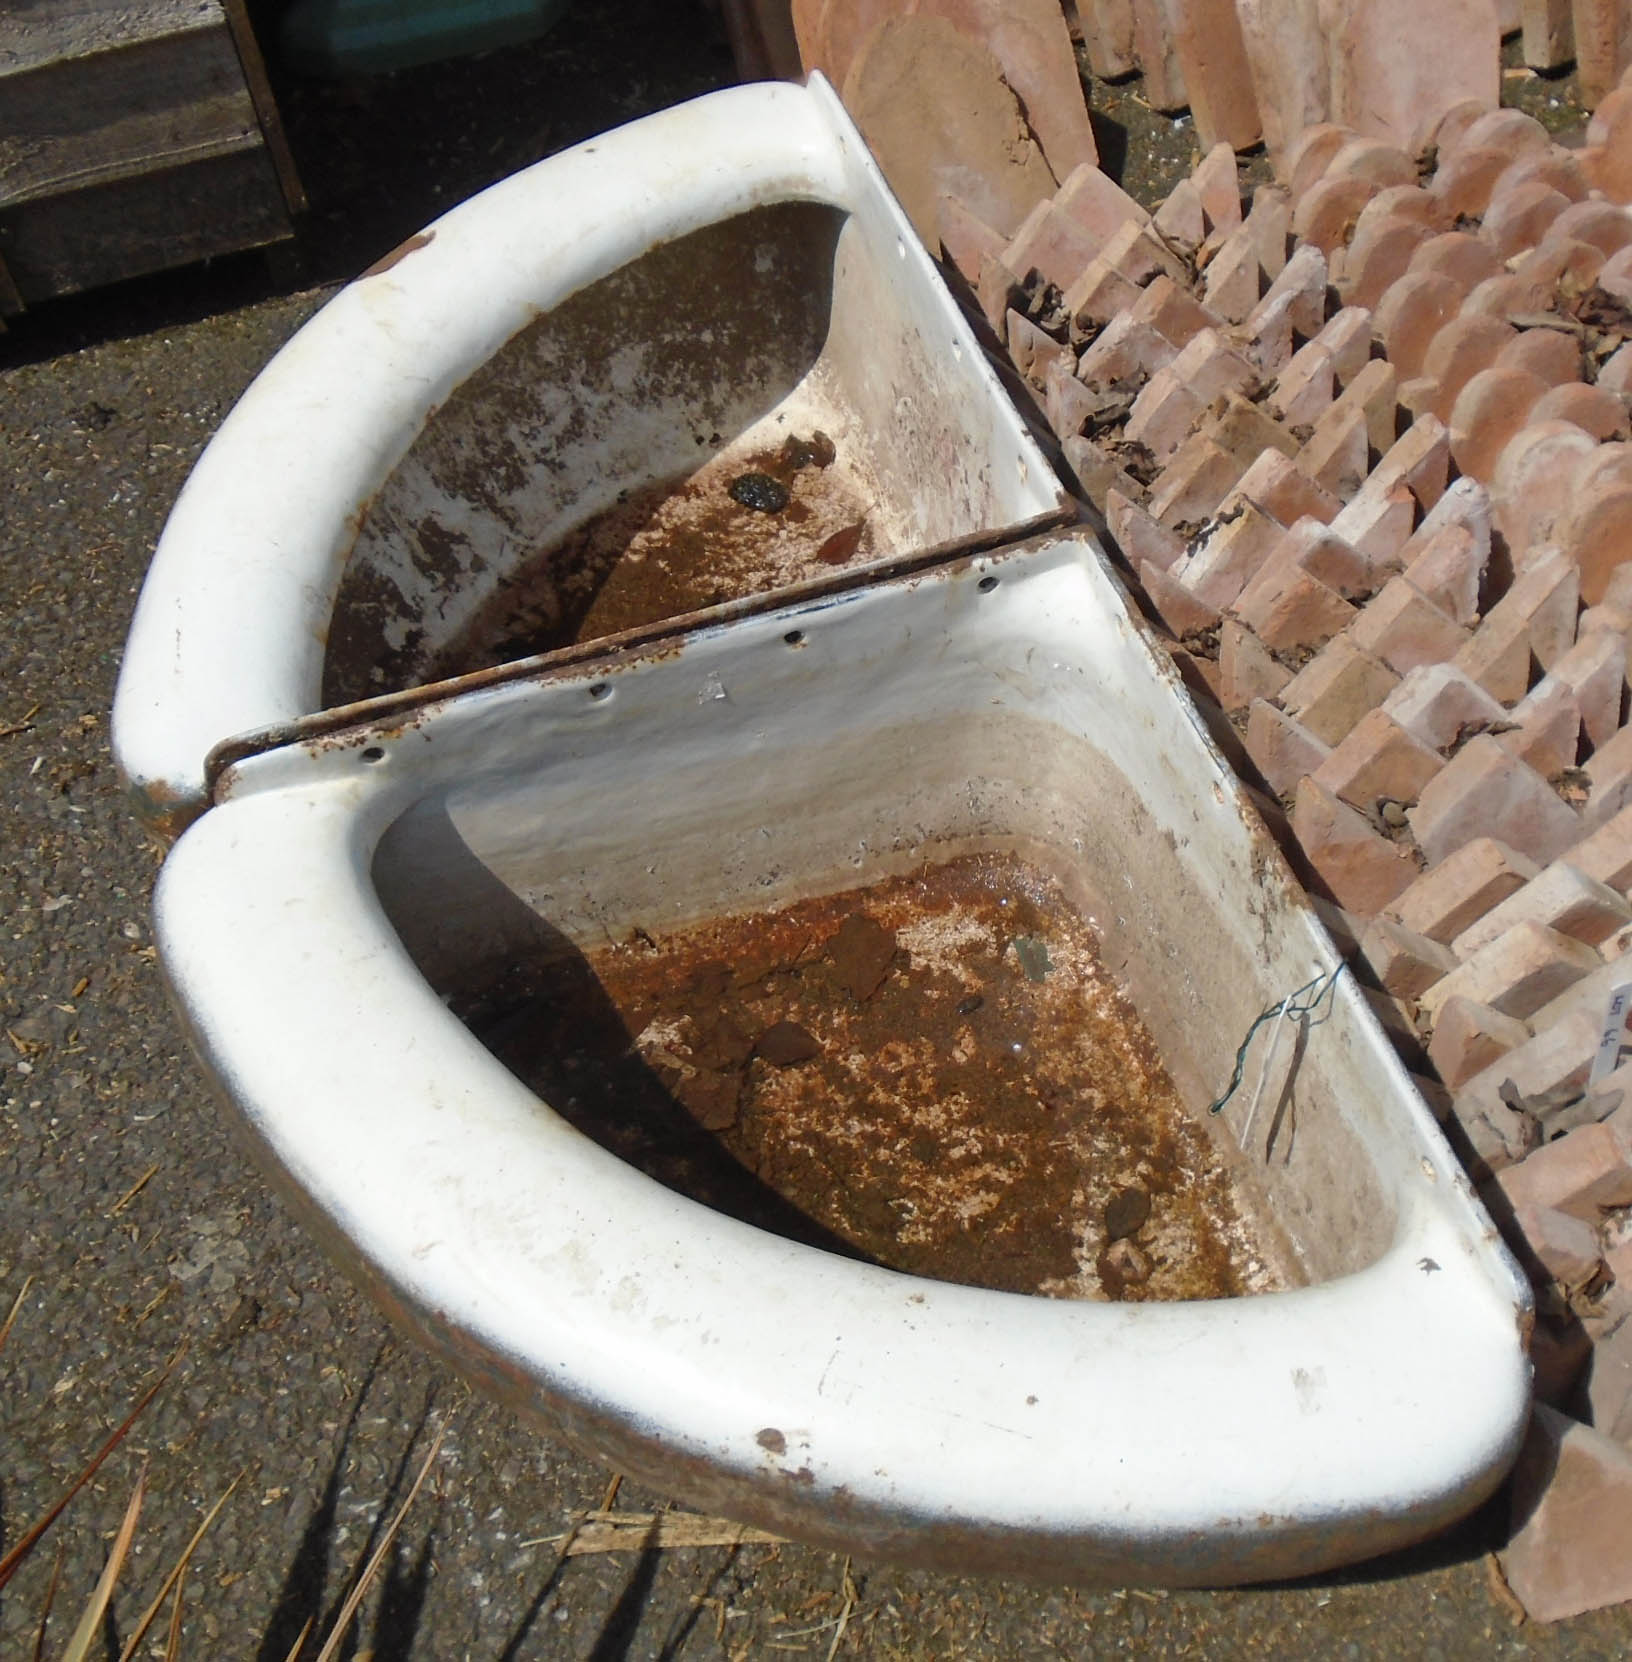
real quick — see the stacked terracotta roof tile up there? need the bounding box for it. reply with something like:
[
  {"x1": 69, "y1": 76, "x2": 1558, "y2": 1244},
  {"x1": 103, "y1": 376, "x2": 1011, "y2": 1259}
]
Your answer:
[
  {"x1": 943, "y1": 66, "x2": 1632, "y2": 1622},
  {"x1": 759, "y1": 0, "x2": 1632, "y2": 1619}
]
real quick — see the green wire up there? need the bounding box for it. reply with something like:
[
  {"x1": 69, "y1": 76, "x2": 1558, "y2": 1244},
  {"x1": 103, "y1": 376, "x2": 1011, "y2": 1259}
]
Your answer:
[{"x1": 1208, "y1": 961, "x2": 1347, "y2": 1116}]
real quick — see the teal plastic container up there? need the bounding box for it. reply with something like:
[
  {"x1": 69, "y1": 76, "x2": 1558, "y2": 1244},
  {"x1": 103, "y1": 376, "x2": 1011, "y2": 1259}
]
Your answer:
[{"x1": 281, "y1": 0, "x2": 574, "y2": 75}]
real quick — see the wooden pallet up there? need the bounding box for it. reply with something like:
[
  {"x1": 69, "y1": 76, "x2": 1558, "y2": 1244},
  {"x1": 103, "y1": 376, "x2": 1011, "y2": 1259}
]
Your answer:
[{"x1": 0, "y1": 0, "x2": 305, "y2": 313}]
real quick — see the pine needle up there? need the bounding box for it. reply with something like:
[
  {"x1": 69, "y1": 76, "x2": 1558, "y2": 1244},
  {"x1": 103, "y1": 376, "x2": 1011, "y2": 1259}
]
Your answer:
[
  {"x1": 825, "y1": 1557, "x2": 857, "y2": 1662},
  {"x1": 164, "y1": 1567, "x2": 186, "y2": 1662},
  {"x1": 60, "y1": 1463, "x2": 146, "y2": 1662},
  {"x1": 311, "y1": 1427, "x2": 445, "y2": 1662},
  {"x1": 535, "y1": 1511, "x2": 786, "y2": 1556},
  {"x1": 30, "y1": 1544, "x2": 63, "y2": 1662},
  {"x1": 0, "y1": 1274, "x2": 32, "y2": 1353},
  {"x1": 0, "y1": 1355, "x2": 175, "y2": 1593},
  {"x1": 116, "y1": 1474, "x2": 242, "y2": 1662},
  {"x1": 280, "y1": 1615, "x2": 315, "y2": 1662}
]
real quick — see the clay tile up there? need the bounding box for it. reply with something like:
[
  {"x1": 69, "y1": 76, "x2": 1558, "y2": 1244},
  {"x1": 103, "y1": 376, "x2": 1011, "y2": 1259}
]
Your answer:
[
  {"x1": 1324, "y1": 138, "x2": 1417, "y2": 194},
  {"x1": 1354, "y1": 185, "x2": 1448, "y2": 244},
  {"x1": 1530, "y1": 380, "x2": 1631, "y2": 443},
  {"x1": 1285, "y1": 124, "x2": 1357, "y2": 201},
  {"x1": 1170, "y1": 10, "x2": 1262, "y2": 153},
  {"x1": 1374, "y1": 271, "x2": 1466, "y2": 380},
  {"x1": 1338, "y1": 215, "x2": 1433, "y2": 310},
  {"x1": 1458, "y1": 272, "x2": 1553, "y2": 323},
  {"x1": 1515, "y1": 235, "x2": 1608, "y2": 293},
  {"x1": 1496, "y1": 326, "x2": 1584, "y2": 391},
  {"x1": 915, "y1": 0, "x2": 1100, "y2": 179},
  {"x1": 1551, "y1": 199, "x2": 1632, "y2": 259},
  {"x1": 1427, "y1": 98, "x2": 1490, "y2": 159},
  {"x1": 1459, "y1": 106, "x2": 1554, "y2": 159},
  {"x1": 1292, "y1": 173, "x2": 1381, "y2": 255},
  {"x1": 1480, "y1": 181, "x2": 1571, "y2": 261},
  {"x1": 1420, "y1": 313, "x2": 1519, "y2": 421},
  {"x1": 1492, "y1": 148, "x2": 1590, "y2": 207},
  {"x1": 1489, "y1": 419, "x2": 1601, "y2": 563},
  {"x1": 1325, "y1": 0, "x2": 1501, "y2": 157},
  {"x1": 842, "y1": 17, "x2": 1058, "y2": 245},
  {"x1": 1429, "y1": 146, "x2": 1512, "y2": 220},
  {"x1": 1448, "y1": 367, "x2": 1550, "y2": 484},
  {"x1": 1409, "y1": 231, "x2": 1505, "y2": 293}
]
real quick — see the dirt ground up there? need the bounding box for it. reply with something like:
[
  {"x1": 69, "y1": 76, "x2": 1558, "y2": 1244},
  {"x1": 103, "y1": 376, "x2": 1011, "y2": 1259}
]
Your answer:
[{"x1": 4, "y1": 3, "x2": 1632, "y2": 1655}]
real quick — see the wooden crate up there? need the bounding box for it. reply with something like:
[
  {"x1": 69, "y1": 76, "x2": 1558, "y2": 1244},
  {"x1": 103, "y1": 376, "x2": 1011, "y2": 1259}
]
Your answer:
[{"x1": 0, "y1": 0, "x2": 305, "y2": 313}]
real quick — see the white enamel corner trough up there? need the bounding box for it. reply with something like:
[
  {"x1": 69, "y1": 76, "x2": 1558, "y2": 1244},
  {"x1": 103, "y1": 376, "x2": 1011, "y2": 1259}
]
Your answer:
[{"x1": 112, "y1": 78, "x2": 1533, "y2": 1584}]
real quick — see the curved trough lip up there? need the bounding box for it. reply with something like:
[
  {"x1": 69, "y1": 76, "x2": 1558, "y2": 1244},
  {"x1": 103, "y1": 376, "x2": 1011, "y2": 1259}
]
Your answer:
[
  {"x1": 154, "y1": 542, "x2": 1534, "y2": 1583},
  {"x1": 110, "y1": 73, "x2": 1068, "y2": 839}
]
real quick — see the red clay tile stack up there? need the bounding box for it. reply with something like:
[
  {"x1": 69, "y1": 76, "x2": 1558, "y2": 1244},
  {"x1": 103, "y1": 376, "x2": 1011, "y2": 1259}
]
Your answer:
[
  {"x1": 935, "y1": 58, "x2": 1632, "y2": 1622},
  {"x1": 777, "y1": 0, "x2": 1632, "y2": 164}
]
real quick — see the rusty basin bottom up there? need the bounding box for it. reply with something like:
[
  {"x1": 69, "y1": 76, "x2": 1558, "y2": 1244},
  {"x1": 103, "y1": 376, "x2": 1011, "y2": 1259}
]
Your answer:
[
  {"x1": 417, "y1": 421, "x2": 884, "y2": 685},
  {"x1": 451, "y1": 851, "x2": 1282, "y2": 1302}
]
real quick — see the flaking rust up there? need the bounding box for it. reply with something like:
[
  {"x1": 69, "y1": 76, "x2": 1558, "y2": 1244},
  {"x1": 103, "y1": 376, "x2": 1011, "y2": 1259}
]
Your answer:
[
  {"x1": 430, "y1": 428, "x2": 877, "y2": 678},
  {"x1": 452, "y1": 850, "x2": 1280, "y2": 1302}
]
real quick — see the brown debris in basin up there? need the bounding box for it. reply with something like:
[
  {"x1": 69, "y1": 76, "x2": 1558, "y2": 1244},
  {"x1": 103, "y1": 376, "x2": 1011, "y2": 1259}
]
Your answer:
[
  {"x1": 455, "y1": 852, "x2": 1276, "y2": 1302},
  {"x1": 430, "y1": 431, "x2": 879, "y2": 676}
]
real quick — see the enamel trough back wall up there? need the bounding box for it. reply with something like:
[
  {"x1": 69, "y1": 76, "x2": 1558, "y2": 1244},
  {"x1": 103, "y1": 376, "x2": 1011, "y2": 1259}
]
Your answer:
[
  {"x1": 370, "y1": 551, "x2": 1399, "y2": 1289},
  {"x1": 323, "y1": 194, "x2": 1048, "y2": 705}
]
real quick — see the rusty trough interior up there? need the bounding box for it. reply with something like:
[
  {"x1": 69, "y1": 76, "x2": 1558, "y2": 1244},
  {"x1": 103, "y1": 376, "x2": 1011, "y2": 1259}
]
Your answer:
[
  {"x1": 322, "y1": 196, "x2": 1046, "y2": 706},
  {"x1": 368, "y1": 626, "x2": 1403, "y2": 1306},
  {"x1": 445, "y1": 848, "x2": 1280, "y2": 1302}
]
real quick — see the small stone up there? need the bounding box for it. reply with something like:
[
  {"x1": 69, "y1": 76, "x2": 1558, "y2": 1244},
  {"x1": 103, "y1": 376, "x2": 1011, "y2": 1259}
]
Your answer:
[{"x1": 1104, "y1": 1185, "x2": 1151, "y2": 1240}]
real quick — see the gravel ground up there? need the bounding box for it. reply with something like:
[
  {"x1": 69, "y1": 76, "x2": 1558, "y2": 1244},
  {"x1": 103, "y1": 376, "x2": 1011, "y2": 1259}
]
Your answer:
[{"x1": 5, "y1": 7, "x2": 1632, "y2": 1656}]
